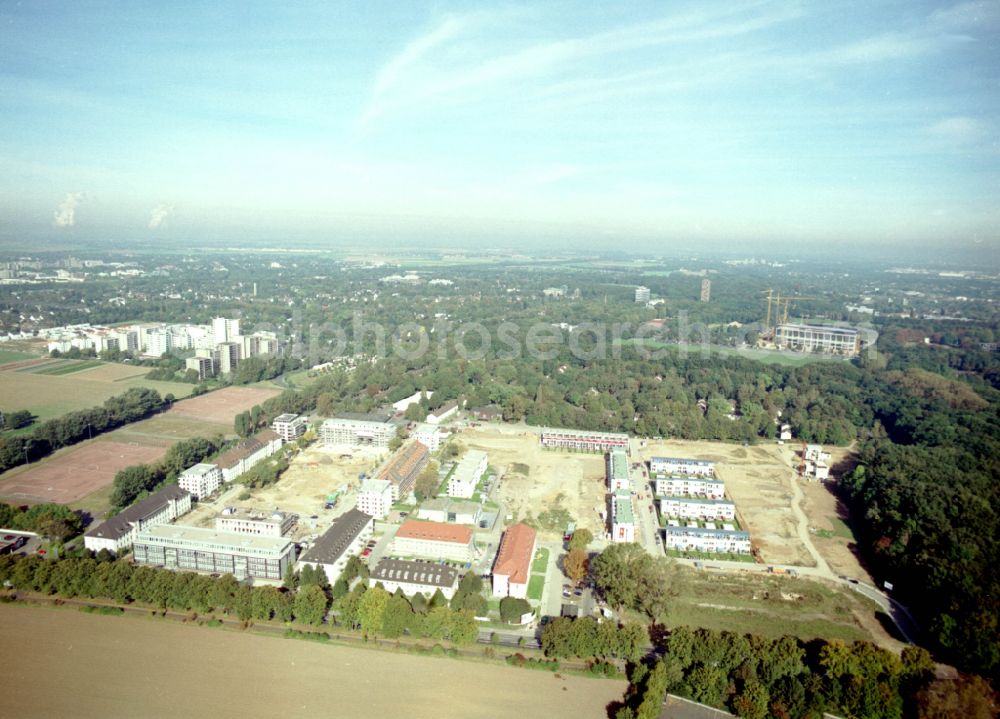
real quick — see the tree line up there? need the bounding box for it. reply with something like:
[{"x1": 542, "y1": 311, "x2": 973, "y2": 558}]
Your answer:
[
  {"x1": 110, "y1": 435, "x2": 223, "y2": 509},
  {"x1": 0, "y1": 503, "x2": 82, "y2": 542},
  {"x1": 0, "y1": 387, "x2": 167, "y2": 473},
  {"x1": 614, "y1": 626, "x2": 996, "y2": 719}
]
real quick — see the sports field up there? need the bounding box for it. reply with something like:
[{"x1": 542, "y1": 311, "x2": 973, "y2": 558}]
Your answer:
[
  {"x1": 0, "y1": 359, "x2": 195, "y2": 423},
  {"x1": 0, "y1": 441, "x2": 166, "y2": 504}
]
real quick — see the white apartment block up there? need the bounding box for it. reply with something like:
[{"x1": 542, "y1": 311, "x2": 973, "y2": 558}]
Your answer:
[
  {"x1": 804, "y1": 444, "x2": 832, "y2": 462},
  {"x1": 144, "y1": 329, "x2": 173, "y2": 357},
  {"x1": 215, "y1": 508, "x2": 295, "y2": 537},
  {"x1": 356, "y1": 478, "x2": 393, "y2": 520},
  {"x1": 447, "y1": 450, "x2": 487, "y2": 499},
  {"x1": 216, "y1": 341, "x2": 241, "y2": 374},
  {"x1": 83, "y1": 485, "x2": 192, "y2": 555},
  {"x1": 178, "y1": 463, "x2": 223, "y2": 500},
  {"x1": 659, "y1": 497, "x2": 736, "y2": 521},
  {"x1": 650, "y1": 457, "x2": 715, "y2": 477},
  {"x1": 212, "y1": 317, "x2": 241, "y2": 345},
  {"x1": 635, "y1": 286, "x2": 651, "y2": 303},
  {"x1": 412, "y1": 423, "x2": 447, "y2": 452},
  {"x1": 271, "y1": 413, "x2": 308, "y2": 442},
  {"x1": 655, "y1": 476, "x2": 726, "y2": 499},
  {"x1": 320, "y1": 416, "x2": 397, "y2": 448},
  {"x1": 663, "y1": 526, "x2": 752, "y2": 554},
  {"x1": 607, "y1": 449, "x2": 631, "y2": 491},
  {"x1": 611, "y1": 490, "x2": 636, "y2": 543},
  {"x1": 185, "y1": 355, "x2": 214, "y2": 380}
]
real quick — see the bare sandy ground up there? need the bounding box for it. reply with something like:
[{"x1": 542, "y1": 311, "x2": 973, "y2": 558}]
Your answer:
[
  {"x1": 0, "y1": 604, "x2": 624, "y2": 719},
  {"x1": 457, "y1": 428, "x2": 608, "y2": 540}
]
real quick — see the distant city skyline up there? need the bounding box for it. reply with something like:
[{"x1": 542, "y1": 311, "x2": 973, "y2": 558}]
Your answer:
[{"x1": 1, "y1": 1, "x2": 997, "y2": 253}]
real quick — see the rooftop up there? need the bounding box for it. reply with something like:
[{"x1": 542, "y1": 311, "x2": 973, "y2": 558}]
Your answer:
[
  {"x1": 85, "y1": 485, "x2": 190, "y2": 541},
  {"x1": 333, "y1": 411, "x2": 394, "y2": 424},
  {"x1": 395, "y1": 519, "x2": 473, "y2": 545},
  {"x1": 359, "y1": 478, "x2": 392, "y2": 494},
  {"x1": 540, "y1": 427, "x2": 629, "y2": 440},
  {"x1": 379, "y1": 441, "x2": 430, "y2": 487},
  {"x1": 493, "y1": 523, "x2": 536, "y2": 586},
  {"x1": 215, "y1": 430, "x2": 281, "y2": 470},
  {"x1": 273, "y1": 413, "x2": 301, "y2": 423},
  {"x1": 652, "y1": 457, "x2": 714, "y2": 466},
  {"x1": 609, "y1": 450, "x2": 630, "y2": 482},
  {"x1": 300, "y1": 508, "x2": 373, "y2": 566},
  {"x1": 182, "y1": 463, "x2": 219, "y2": 477},
  {"x1": 136, "y1": 524, "x2": 294, "y2": 553},
  {"x1": 370, "y1": 558, "x2": 459, "y2": 589},
  {"x1": 450, "y1": 450, "x2": 487, "y2": 486},
  {"x1": 614, "y1": 491, "x2": 635, "y2": 524},
  {"x1": 664, "y1": 526, "x2": 750, "y2": 540}
]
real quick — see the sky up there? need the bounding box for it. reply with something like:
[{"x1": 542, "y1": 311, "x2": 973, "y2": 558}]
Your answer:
[{"x1": 0, "y1": 1, "x2": 998, "y2": 254}]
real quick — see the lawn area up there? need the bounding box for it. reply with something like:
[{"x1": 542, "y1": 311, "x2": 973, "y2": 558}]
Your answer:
[
  {"x1": 663, "y1": 549, "x2": 757, "y2": 563},
  {"x1": 531, "y1": 547, "x2": 550, "y2": 574},
  {"x1": 32, "y1": 360, "x2": 104, "y2": 376},
  {"x1": 622, "y1": 338, "x2": 842, "y2": 367},
  {"x1": 0, "y1": 350, "x2": 37, "y2": 364},
  {"x1": 527, "y1": 574, "x2": 545, "y2": 602}
]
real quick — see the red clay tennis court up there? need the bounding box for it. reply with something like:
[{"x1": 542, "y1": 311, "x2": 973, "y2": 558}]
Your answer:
[{"x1": 0, "y1": 441, "x2": 166, "y2": 505}]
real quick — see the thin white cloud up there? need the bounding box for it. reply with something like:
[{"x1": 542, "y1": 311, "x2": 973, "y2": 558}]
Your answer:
[
  {"x1": 52, "y1": 192, "x2": 83, "y2": 227},
  {"x1": 148, "y1": 203, "x2": 174, "y2": 229}
]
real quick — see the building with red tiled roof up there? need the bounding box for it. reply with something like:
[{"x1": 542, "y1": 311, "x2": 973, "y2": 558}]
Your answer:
[
  {"x1": 492, "y1": 523, "x2": 537, "y2": 599},
  {"x1": 391, "y1": 519, "x2": 474, "y2": 562},
  {"x1": 378, "y1": 441, "x2": 429, "y2": 501}
]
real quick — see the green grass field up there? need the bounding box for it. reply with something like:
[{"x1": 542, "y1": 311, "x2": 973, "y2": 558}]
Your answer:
[
  {"x1": 0, "y1": 350, "x2": 37, "y2": 364},
  {"x1": 531, "y1": 547, "x2": 550, "y2": 574},
  {"x1": 527, "y1": 574, "x2": 545, "y2": 602},
  {"x1": 31, "y1": 360, "x2": 104, "y2": 376}
]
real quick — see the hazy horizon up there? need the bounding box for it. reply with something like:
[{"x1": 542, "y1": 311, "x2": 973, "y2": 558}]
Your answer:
[{"x1": 1, "y1": 1, "x2": 998, "y2": 254}]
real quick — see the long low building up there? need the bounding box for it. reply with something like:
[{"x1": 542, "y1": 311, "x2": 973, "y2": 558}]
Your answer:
[
  {"x1": 416, "y1": 497, "x2": 482, "y2": 526},
  {"x1": 84, "y1": 485, "x2": 192, "y2": 555},
  {"x1": 607, "y1": 449, "x2": 631, "y2": 491},
  {"x1": 320, "y1": 413, "x2": 396, "y2": 448},
  {"x1": 298, "y1": 508, "x2": 374, "y2": 586},
  {"x1": 650, "y1": 457, "x2": 715, "y2": 476},
  {"x1": 659, "y1": 497, "x2": 736, "y2": 521},
  {"x1": 492, "y1": 523, "x2": 537, "y2": 599},
  {"x1": 133, "y1": 524, "x2": 296, "y2": 580},
  {"x1": 391, "y1": 519, "x2": 474, "y2": 562},
  {"x1": 379, "y1": 441, "x2": 430, "y2": 501},
  {"x1": 539, "y1": 427, "x2": 629, "y2": 454},
  {"x1": 216, "y1": 429, "x2": 283, "y2": 483},
  {"x1": 655, "y1": 476, "x2": 725, "y2": 499},
  {"x1": 663, "y1": 526, "x2": 751, "y2": 554},
  {"x1": 775, "y1": 323, "x2": 861, "y2": 357},
  {"x1": 369, "y1": 558, "x2": 460, "y2": 600}
]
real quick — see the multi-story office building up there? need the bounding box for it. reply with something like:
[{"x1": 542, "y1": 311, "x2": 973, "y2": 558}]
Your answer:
[
  {"x1": 447, "y1": 450, "x2": 487, "y2": 499},
  {"x1": 540, "y1": 428, "x2": 630, "y2": 454},
  {"x1": 133, "y1": 525, "x2": 296, "y2": 580},
  {"x1": 271, "y1": 413, "x2": 308, "y2": 442},
  {"x1": 391, "y1": 520, "x2": 474, "y2": 562},
  {"x1": 84, "y1": 485, "x2": 192, "y2": 555},
  {"x1": 215, "y1": 508, "x2": 296, "y2": 537},
  {"x1": 178, "y1": 463, "x2": 223, "y2": 500},
  {"x1": 356, "y1": 478, "x2": 392, "y2": 519},
  {"x1": 320, "y1": 414, "x2": 397, "y2": 448},
  {"x1": 659, "y1": 497, "x2": 736, "y2": 521},
  {"x1": 774, "y1": 323, "x2": 861, "y2": 357},
  {"x1": 607, "y1": 449, "x2": 631, "y2": 491},
  {"x1": 298, "y1": 509, "x2": 374, "y2": 586},
  {"x1": 649, "y1": 457, "x2": 715, "y2": 477}
]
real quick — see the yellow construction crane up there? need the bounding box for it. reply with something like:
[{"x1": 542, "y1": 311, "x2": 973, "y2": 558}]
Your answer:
[{"x1": 761, "y1": 290, "x2": 818, "y2": 333}]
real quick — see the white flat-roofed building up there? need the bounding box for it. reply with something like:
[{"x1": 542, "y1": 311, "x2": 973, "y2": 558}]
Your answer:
[
  {"x1": 368, "y1": 558, "x2": 460, "y2": 600},
  {"x1": 447, "y1": 450, "x2": 487, "y2": 499},
  {"x1": 178, "y1": 463, "x2": 222, "y2": 500},
  {"x1": 298, "y1": 509, "x2": 374, "y2": 586},
  {"x1": 540, "y1": 427, "x2": 629, "y2": 454},
  {"x1": 412, "y1": 423, "x2": 447, "y2": 453},
  {"x1": 650, "y1": 457, "x2": 715, "y2": 477},
  {"x1": 392, "y1": 391, "x2": 433, "y2": 414},
  {"x1": 133, "y1": 524, "x2": 296, "y2": 580},
  {"x1": 271, "y1": 413, "x2": 308, "y2": 442},
  {"x1": 357, "y1": 478, "x2": 392, "y2": 519},
  {"x1": 391, "y1": 520, "x2": 474, "y2": 562},
  {"x1": 663, "y1": 526, "x2": 751, "y2": 554},
  {"x1": 659, "y1": 497, "x2": 736, "y2": 521},
  {"x1": 216, "y1": 429, "x2": 283, "y2": 483},
  {"x1": 804, "y1": 444, "x2": 832, "y2": 462},
  {"x1": 611, "y1": 490, "x2": 636, "y2": 543},
  {"x1": 84, "y1": 485, "x2": 192, "y2": 555},
  {"x1": 655, "y1": 476, "x2": 725, "y2": 499},
  {"x1": 607, "y1": 449, "x2": 630, "y2": 491},
  {"x1": 215, "y1": 508, "x2": 296, "y2": 537},
  {"x1": 320, "y1": 414, "x2": 397, "y2": 448},
  {"x1": 185, "y1": 355, "x2": 214, "y2": 380},
  {"x1": 775, "y1": 323, "x2": 860, "y2": 357},
  {"x1": 635, "y1": 286, "x2": 651, "y2": 303},
  {"x1": 426, "y1": 400, "x2": 459, "y2": 425},
  {"x1": 416, "y1": 498, "x2": 482, "y2": 526}
]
